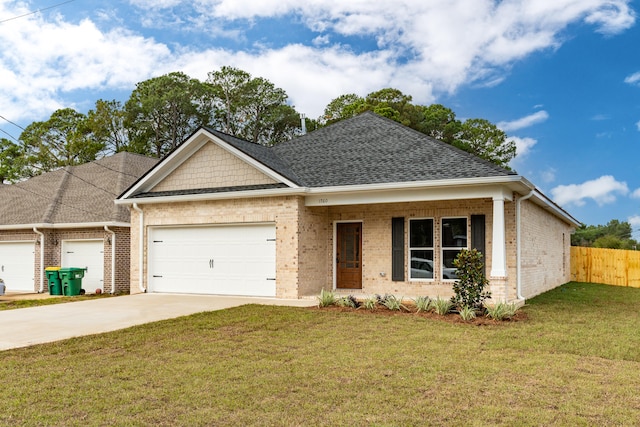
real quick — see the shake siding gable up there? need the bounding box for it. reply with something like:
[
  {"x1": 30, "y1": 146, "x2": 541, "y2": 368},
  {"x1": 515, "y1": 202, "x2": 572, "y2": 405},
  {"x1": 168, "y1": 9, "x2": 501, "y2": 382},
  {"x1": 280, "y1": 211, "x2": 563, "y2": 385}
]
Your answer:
[{"x1": 151, "y1": 141, "x2": 277, "y2": 193}]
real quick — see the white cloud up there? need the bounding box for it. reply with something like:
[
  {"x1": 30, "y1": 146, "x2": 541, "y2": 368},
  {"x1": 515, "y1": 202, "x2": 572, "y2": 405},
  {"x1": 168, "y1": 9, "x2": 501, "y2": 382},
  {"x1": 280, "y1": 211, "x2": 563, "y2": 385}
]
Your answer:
[
  {"x1": 0, "y1": 0, "x2": 636, "y2": 122},
  {"x1": 636, "y1": 120, "x2": 640, "y2": 131},
  {"x1": 551, "y1": 175, "x2": 629, "y2": 207},
  {"x1": 631, "y1": 188, "x2": 640, "y2": 199},
  {"x1": 624, "y1": 71, "x2": 640, "y2": 85},
  {"x1": 540, "y1": 168, "x2": 557, "y2": 184},
  {"x1": 511, "y1": 136, "x2": 538, "y2": 159},
  {"x1": 498, "y1": 110, "x2": 549, "y2": 132}
]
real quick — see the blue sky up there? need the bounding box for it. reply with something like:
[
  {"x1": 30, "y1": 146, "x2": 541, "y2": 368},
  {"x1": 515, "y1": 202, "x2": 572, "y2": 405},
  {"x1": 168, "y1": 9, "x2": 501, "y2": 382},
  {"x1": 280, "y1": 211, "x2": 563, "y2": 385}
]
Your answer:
[{"x1": 1, "y1": 0, "x2": 640, "y2": 237}]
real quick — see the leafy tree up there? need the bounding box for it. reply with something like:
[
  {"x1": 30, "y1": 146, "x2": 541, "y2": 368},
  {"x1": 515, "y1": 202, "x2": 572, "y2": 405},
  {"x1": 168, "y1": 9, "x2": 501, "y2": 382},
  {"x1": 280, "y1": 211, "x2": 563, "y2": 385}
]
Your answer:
[
  {"x1": 572, "y1": 220, "x2": 637, "y2": 249},
  {"x1": 18, "y1": 108, "x2": 104, "y2": 176},
  {"x1": 418, "y1": 104, "x2": 462, "y2": 145},
  {"x1": 319, "y1": 91, "x2": 516, "y2": 168},
  {"x1": 0, "y1": 138, "x2": 26, "y2": 183},
  {"x1": 455, "y1": 118, "x2": 516, "y2": 169},
  {"x1": 322, "y1": 93, "x2": 364, "y2": 124},
  {"x1": 86, "y1": 99, "x2": 130, "y2": 154},
  {"x1": 206, "y1": 66, "x2": 301, "y2": 145},
  {"x1": 125, "y1": 72, "x2": 212, "y2": 157}
]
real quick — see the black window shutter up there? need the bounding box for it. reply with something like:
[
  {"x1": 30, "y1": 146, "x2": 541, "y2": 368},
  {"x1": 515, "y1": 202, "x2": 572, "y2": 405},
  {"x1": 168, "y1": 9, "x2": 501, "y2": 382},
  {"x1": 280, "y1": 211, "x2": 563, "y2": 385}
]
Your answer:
[
  {"x1": 392, "y1": 217, "x2": 405, "y2": 281},
  {"x1": 471, "y1": 215, "x2": 486, "y2": 272}
]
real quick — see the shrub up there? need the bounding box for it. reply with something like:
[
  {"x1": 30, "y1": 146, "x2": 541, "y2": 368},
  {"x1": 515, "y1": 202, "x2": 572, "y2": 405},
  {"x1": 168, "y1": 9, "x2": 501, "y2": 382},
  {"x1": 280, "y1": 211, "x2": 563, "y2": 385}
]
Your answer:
[
  {"x1": 317, "y1": 289, "x2": 336, "y2": 307},
  {"x1": 485, "y1": 301, "x2": 519, "y2": 320},
  {"x1": 379, "y1": 294, "x2": 407, "y2": 311},
  {"x1": 362, "y1": 295, "x2": 378, "y2": 311},
  {"x1": 458, "y1": 306, "x2": 477, "y2": 321},
  {"x1": 413, "y1": 296, "x2": 432, "y2": 313},
  {"x1": 451, "y1": 249, "x2": 491, "y2": 310},
  {"x1": 336, "y1": 295, "x2": 360, "y2": 308},
  {"x1": 432, "y1": 297, "x2": 453, "y2": 315}
]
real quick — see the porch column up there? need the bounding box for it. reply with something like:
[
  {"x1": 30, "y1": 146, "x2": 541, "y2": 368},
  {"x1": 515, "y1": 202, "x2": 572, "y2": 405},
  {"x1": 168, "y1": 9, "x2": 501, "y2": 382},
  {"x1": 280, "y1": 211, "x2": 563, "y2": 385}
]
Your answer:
[
  {"x1": 489, "y1": 196, "x2": 508, "y2": 301},
  {"x1": 490, "y1": 196, "x2": 507, "y2": 278}
]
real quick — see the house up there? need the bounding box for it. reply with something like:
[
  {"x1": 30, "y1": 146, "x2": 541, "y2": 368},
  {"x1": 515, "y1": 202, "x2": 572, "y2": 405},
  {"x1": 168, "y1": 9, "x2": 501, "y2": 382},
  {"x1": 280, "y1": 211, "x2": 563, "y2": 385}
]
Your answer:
[
  {"x1": 116, "y1": 112, "x2": 580, "y2": 302},
  {"x1": 0, "y1": 152, "x2": 158, "y2": 294}
]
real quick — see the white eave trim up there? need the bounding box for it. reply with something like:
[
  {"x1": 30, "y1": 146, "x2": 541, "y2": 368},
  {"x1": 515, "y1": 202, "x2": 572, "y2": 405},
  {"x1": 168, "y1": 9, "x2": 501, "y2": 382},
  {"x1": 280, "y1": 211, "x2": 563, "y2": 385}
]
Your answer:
[
  {"x1": 116, "y1": 187, "x2": 308, "y2": 205},
  {"x1": 119, "y1": 128, "x2": 299, "y2": 200},
  {"x1": 0, "y1": 222, "x2": 130, "y2": 231}
]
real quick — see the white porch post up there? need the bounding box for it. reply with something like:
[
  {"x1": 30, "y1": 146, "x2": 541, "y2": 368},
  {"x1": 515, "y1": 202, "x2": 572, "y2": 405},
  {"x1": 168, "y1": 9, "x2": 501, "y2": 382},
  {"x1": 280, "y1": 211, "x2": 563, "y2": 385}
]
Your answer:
[
  {"x1": 490, "y1": 195, "x2": 508, "y2": 301},
  {"x1": 490, "y1": 196, "x2": 507, "y2": 278}
]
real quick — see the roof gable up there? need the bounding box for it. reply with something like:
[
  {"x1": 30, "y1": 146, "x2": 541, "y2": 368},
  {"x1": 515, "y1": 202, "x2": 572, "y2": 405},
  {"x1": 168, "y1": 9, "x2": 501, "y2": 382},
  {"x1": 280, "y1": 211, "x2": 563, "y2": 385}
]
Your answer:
[
  {"x1": 120, "y1": 128, "x2": 299, "y2": 199},
  {"x1": 150, "y1": 141, "x2": 277, "y2": 193}
]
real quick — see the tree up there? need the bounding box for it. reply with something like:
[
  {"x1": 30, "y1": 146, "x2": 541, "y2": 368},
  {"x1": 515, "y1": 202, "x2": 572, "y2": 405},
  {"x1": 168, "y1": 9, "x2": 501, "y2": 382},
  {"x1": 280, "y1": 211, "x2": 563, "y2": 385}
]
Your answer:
[
  {"x1": 319, "y1": 91, "x2": 516, "y2": 168},
  {"x1": 125, "y1": 72, "x2": 212, "y2": 157},
  {"x1": 18, "y1": 108, "x2": 104, "y2": 176},
  {"x1": 206, "y1": 66, "x2": 301, "y2": 145},
  {"x1": 322, "y1": 93, "x2": 364, "y2": 124},
  {"x1": 455, "y1": 118, "x2": 516, "y2": 169},
  {"x1": 418, "y1": 104, "x2": 462, "y2": 145},
  {"x1": 572, "y1": 220, "x2": 637, "y2": 249},
  {"x1": 86, "y1": 99, "x2": 130, "y2": 154},
  {"x1": 0, "y1": 138, "x2": 26, "y2": 183}
]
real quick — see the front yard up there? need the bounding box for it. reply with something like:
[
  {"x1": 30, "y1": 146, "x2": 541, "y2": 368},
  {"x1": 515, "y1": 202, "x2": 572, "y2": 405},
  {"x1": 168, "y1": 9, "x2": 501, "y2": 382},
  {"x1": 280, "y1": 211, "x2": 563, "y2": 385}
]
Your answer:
[{"x1": 2, "y1": 282, "x2": 639, "y2": 426}]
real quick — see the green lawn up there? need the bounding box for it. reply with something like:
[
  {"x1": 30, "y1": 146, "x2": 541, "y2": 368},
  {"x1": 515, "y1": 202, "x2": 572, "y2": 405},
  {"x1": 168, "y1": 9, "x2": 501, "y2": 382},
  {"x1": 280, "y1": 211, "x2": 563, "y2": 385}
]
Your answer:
[
  {"x1": 2, "y1": 282, "x2": 639, "y2": 426},
  {"x1": 0, "y1": 293, "x2": 115, "y2": 310}
]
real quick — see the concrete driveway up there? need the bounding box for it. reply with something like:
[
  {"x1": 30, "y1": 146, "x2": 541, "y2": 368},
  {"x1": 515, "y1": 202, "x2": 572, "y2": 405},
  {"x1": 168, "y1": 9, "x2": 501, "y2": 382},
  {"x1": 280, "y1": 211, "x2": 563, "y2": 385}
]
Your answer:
[{"x1": 0, "y1": 293, "x2": 316, "y2": 351}]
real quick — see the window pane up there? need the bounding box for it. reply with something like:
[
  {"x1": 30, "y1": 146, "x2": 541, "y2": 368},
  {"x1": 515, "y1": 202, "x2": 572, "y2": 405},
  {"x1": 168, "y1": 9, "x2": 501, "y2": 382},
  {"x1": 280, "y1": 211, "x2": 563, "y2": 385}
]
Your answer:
[
  {"x1": 442, "y1": 218, "x2": 467, "y2": 247},
  {"x1": 442, "y1": 249, "x2": 460, "y2": 280},
  {"x1": 410, "y1": 219, "x2": 433, "y2": 247},
  {"x1": 410, "y1": 250, "x2": 434, "y2": 279}
]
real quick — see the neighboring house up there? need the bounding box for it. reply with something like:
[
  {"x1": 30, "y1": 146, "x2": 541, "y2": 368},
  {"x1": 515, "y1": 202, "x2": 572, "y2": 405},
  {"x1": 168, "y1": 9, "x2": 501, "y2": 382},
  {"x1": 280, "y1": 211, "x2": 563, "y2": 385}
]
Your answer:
[
  {"x1": 117, "y1": 112, "x2": 580, "y2": 302},
  {"x1": 0, "y1": 153, "x2": 158, "y2": 294}
]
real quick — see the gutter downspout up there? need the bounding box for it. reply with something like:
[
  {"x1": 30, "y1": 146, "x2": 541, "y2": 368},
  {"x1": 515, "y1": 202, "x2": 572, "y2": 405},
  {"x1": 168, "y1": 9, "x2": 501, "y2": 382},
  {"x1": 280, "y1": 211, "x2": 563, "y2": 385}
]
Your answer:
[
  {"x1": 104, "y1": 226, "x2": 116, "y2": 294},
  {"x1": 33, "y1": 227, "x2": 45, "y2": 293},
  {"x1": 132, "y1": 203, "x2": 146, "y2": 293},
  {"x1": 516, "y1": 190, "x2": 535, "y2": 301}
]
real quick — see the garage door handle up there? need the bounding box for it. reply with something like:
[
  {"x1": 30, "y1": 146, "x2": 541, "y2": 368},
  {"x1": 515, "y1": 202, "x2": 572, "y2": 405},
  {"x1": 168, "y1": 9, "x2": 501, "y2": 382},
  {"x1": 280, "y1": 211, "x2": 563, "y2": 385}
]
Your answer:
[
  {"x1": 153, "y1": 275, "x2": 163, "y2": 278},
  {"x1": 1, "y1": 265, "x2": 3, "y2": 272},
  {"x1": 209, "y1": 259, "x2": 214, "y2": 269}
]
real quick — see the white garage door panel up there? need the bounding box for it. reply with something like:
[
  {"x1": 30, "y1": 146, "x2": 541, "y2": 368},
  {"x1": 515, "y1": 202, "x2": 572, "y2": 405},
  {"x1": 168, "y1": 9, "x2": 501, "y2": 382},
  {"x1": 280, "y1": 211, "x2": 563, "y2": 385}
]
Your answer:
[
  {"x1": 0, "y1": 242, "x2": 35, "y2": 292},
  {"x1": 62, "y1": 240, "x2": 104, "y2": 292},
  {"x1": 149, "y1": 224, "x2": 276, "y2": 296}
]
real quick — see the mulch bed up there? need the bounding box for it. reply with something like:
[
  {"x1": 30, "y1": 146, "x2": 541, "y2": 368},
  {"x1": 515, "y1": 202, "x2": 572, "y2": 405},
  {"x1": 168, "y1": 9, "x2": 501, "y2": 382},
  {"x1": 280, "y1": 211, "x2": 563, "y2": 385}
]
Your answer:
[{"x1": 310, "y1": 304, "x2": 528, "y2": 326}]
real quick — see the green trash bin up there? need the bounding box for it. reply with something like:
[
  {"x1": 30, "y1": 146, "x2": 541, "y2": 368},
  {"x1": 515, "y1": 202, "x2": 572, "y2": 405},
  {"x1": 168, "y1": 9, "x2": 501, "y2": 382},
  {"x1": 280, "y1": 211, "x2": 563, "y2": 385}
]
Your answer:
[
  {"x1": 45, "y1": 267, "x2": 62, "y2": 295},
  {"x1": 59, "y1": 268, "x2": 86, "y2": 296}
]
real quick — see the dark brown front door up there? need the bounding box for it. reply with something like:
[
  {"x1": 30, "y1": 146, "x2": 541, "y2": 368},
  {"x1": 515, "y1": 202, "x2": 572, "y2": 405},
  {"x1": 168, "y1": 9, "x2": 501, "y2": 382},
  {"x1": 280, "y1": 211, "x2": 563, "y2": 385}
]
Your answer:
[{"x1": 336, "y1": 222, "x2": 362, "y2": 289}]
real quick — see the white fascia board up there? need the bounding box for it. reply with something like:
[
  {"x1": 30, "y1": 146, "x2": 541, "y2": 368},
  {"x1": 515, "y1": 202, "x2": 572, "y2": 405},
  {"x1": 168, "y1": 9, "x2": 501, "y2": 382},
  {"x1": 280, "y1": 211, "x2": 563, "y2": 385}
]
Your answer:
[
  {"x1": 119, "y1": 129, "x2": 298, "y2": 200},
  {"x1": 0, "y1": 222, "x2": 130, "y2": 231},
  {"x1": 116, "y1": 187, "x2": 307, "y2": 205},
  {"x1": 305, "y1": 176, "x2": 529, "y2": 207},
  {"x1": 529, "y1": 189, "x2": 582, "y2": 228}
]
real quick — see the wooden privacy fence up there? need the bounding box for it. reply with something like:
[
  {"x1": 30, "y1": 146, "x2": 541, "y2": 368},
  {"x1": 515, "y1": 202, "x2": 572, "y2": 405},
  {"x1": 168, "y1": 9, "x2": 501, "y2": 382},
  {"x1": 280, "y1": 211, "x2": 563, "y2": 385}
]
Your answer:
[{"x1": 571, "y1": 246, "x2": 640, "y2": 288}]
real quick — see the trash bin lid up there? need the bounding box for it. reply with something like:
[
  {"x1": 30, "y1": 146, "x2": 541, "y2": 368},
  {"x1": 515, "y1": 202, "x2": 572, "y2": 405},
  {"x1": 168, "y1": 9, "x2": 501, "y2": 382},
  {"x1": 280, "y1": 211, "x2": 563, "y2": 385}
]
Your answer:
[{"x1": 45, "y1": 266, "x2": 61, "y2": 271}]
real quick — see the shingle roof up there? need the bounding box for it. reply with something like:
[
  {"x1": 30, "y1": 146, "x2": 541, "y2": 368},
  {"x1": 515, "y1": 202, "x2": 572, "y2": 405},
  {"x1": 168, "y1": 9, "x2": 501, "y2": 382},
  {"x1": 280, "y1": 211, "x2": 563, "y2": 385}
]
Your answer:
[
  {"x1": 270, "y1": 111, "x2": 515, "y2": 187},
  {"x1": 0, "y1": 152, "x2": 158, "y2": 226}
]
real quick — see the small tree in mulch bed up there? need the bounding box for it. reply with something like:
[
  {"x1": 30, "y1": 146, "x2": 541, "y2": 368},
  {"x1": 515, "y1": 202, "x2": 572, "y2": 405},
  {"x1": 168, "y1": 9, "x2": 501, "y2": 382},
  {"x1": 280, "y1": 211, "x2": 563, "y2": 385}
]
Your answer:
[{"x1": 450, "y1": 249, "x2": 490, "y2": 311}]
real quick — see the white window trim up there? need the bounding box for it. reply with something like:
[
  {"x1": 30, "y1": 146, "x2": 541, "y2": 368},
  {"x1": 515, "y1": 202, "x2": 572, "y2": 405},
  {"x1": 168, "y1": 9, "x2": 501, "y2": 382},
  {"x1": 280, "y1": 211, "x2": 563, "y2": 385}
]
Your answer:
[
  {"x1": 408, "y1": 217, "x2": 435, "y2": 282},
  {"x1": 441, "y1": 216, "x2": 469, "y2": 281}
]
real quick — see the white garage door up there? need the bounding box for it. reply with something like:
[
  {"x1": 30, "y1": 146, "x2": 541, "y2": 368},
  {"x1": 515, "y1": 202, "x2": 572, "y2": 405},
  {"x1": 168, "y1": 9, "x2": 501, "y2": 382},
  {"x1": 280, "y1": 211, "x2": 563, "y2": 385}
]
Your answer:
[
  {"x1": 149, "y1": 224, "x2": 276, "y2": 296},
  {"x1": 61, "y1": 240, "x2": 104, "y2": 293},
  {"x1": 0, "y1": 241, "x2": 35, "y2": 292}
]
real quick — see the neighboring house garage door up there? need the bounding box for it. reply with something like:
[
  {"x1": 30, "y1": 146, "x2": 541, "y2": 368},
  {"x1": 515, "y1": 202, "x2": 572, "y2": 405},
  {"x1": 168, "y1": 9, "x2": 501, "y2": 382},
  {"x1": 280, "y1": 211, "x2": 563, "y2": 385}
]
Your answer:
[
  {"x1": 62, "y1": 240, "x2": 105, "y2": 293},
  {"x1": 149, "y1": 224, "x2": 276, "y2": 296},
  {"x1": 0, "y1": 241, "x2": 35, "y2": 292}
]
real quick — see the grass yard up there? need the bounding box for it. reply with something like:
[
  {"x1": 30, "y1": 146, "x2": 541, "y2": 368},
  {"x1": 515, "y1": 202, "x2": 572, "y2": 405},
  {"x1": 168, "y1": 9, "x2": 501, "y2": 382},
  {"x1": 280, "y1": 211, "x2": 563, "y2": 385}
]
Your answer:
[
  {"x1": 0, "y1": 293, "x2": 115, "y2": 310},
  {"x1": 1, "y1": 282, "x2": 639, "y2": 426}
]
